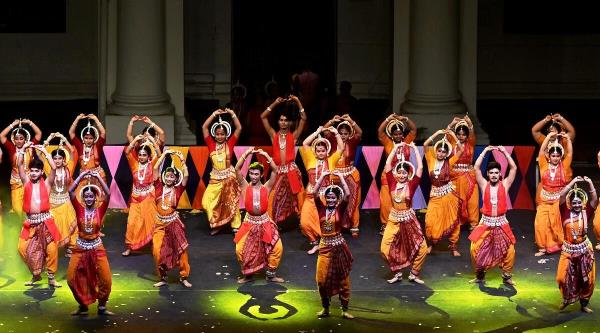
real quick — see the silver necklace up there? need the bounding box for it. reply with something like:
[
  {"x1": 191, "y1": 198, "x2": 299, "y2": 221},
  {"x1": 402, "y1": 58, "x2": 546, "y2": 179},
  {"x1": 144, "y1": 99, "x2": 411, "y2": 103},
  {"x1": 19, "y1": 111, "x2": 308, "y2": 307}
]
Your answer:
[
  {"x1": 549, "y1": 164, "x2": 558, "y2": 181},
  {"x1": 161, "y1": 186, "x2": 174, "y2": 210},
  {"x1": 278, "y1": 132, "x2": 287, "y2": 150},
  {"x1": 137, "y1": 162, "x2": 149, "y2": 182},
  {"x1": 569, "y1": 211, "x2": 583, "y2": 240},
  {"x1": 84, "y1": 207, "x2": 95, "y2": 234},
  {"x1": 433, "y1": 160, "x2": 443, "y2": 179},
  {"x1": 252, "y1": 186, "x2": 261, "y2": 212},
  {"x1": 82, "y1": 145, "x2": 92, "y2": 164}
]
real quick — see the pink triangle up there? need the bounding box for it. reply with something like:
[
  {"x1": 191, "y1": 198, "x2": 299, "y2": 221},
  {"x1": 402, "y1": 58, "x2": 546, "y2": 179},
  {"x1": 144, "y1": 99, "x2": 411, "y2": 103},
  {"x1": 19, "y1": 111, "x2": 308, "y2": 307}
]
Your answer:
[
  {"x1": 361, "y1": 146, "x2": 384, "y2": 176},
  {"x1": 234, "y1": 146, "x2": 249, "y2": 159},
  {"x1": 108, "y1": 181, "x2": 127, "y2": 209},
  {"x1": 103, "y1": 146, "x2": 125, "y2": 176},
  {"x1": 361, "y1": 182, "x2": 381, "y2": 209}
]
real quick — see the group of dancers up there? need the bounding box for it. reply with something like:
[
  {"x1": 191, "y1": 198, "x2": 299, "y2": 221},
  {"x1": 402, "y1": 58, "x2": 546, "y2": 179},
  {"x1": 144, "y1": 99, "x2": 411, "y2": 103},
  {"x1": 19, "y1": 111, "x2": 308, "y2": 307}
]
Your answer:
[{"x1": 1, "y1": 99, "x2": 597, "y2": 317}]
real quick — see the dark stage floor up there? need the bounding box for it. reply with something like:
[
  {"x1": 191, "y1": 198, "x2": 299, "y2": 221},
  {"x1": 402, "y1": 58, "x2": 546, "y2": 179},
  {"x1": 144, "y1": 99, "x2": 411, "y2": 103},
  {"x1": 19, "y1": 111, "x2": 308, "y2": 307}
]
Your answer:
[{"x1": 0, "y1": 208, "x2": 598, "y2": 333}]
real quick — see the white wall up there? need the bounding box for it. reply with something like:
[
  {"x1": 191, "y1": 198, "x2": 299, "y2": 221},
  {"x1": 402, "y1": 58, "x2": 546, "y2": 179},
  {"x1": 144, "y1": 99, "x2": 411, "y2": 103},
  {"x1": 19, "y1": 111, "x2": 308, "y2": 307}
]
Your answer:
[
  {"x1": 0, "y1": 0, "x2": 97, "y2": 100},
  {"x1": 478, "y1": 0, "x2": 600, "y2": 99},
  {"x1": 337, "y1": 0, "x2": 393, "y2": 99}
]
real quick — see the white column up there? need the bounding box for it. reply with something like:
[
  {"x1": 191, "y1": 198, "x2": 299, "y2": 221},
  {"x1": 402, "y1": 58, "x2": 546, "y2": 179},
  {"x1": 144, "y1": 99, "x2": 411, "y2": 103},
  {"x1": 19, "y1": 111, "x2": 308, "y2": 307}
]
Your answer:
[
  {"x1": 400, "y1": 0, "x2": 465, "y2": 138},
  {"x1": 104, "y1": 0, "x2": 174, "y2": 144}
]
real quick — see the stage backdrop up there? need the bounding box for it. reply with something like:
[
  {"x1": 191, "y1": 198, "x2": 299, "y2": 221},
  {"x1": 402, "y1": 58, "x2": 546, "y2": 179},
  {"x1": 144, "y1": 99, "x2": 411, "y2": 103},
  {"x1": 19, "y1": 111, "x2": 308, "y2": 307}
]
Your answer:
[{"x1": 95, "y1": 145, "x2": 537, "y2": 211}]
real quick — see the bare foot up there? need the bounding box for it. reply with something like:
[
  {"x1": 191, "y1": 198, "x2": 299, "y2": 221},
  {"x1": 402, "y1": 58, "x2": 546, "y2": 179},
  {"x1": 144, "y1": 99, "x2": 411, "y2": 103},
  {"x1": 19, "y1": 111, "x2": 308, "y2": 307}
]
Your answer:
[
  {"x1": 595, "y1": 244, "x2": 600, "y2": 251},
  {"x1": 387, "y1": 272, "x2": 402, "y2": 284},
  {"x1": 582, "y1": 306, "x2": 593, "y2": 313},
  {"x1": 341, "y1": 311, "x2": 355, "y2": 319},
  {"x1": 98, "y1": 307, "x2": 115, "y2": 316},
  {"x1": 121, "y1": 249, "x2": 131, "y2": 256},
  {"x1": 153, "y1": 280, "x2": 168, "y2": 287},
  {"x1": 452, "y1": 250, "x2": 461, "y2": 257},
  {"x1": 316, "y1": 309, "x2": 330, "y2": 318},
  {"x1": 267, "y1": 276, "x2": 285, "y2": 283},
  {"x1": 71, "y1": 306, "x2": 89, "y2": 316},
  {"x1": 210, "y1": 228, "x2": 222, "y2": 236},
  {"x1": 408, "y1": 273, "x2": 424, "y2": 284},
  {"x1": 180, "y1": 279, "x2": 192, "y2": 288},
  {"x1": 427, "y1": 246, "x2": 432, "y2": 254},
  {"x1": 307, "y1": 244, "x2": 319, "y2": 255},
  {"x1": 237, "y1": 275, "x2": 254, "y2": 284},
  {"x1": 48, "y1": 279, "x2": 62, "y2": 288},
  {"x1": 24, "y1": 275, "x2": 42, "y2": 286},
  {"x1": 503, "y1": 278, "x2": 516, "y2": 286},
  {"x1": 534, "y1": 250, "x2": 546, "y2": 257},
  {"x1": 469, "y1": 278, "x2": 484, "y2": 284},
  {"x1": 559, "y1": 303, "x2": 568, "y2": 311}
]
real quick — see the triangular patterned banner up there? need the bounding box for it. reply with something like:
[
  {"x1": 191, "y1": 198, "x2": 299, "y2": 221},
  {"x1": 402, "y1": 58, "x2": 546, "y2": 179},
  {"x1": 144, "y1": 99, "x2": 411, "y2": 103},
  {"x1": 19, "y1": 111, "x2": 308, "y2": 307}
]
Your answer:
[
  {"x1": 104, "y1": 146, "x2": 127, "y2": 208},
  {"x1": 361, "y1": 146, "x2": 384, "y2": 209}
]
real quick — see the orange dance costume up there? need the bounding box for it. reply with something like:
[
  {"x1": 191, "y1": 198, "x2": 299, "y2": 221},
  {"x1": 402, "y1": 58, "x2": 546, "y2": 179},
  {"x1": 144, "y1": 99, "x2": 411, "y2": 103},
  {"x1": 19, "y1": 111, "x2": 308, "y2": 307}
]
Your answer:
[
  {"x1": 381, "y1": 173, "x2": 428, "y2": 275},
  {"x1": 469, "y1": 181, "x2": 516, "y2": 281},
  {"x1": 535, "y1": 155, "x2": 571, "y2": 254},
  {"x1": 556, "y1": 203, "x2": 595, "y2": 307},
  {"x1": 125, "y1": 149, "x2": 157, "y2": 250},
  {"x1": 300, "y1": 149, "x2": 341, "y2": 244},
  {"x1": 67, "y1": 199, "x2": 112, "y2": 307},
  {"x1": 201, "y1": 134, "x2": 241, "y2": 230},
  {"x1": 269, "y1": 131, "x2": 304, "y2": 223},
  {"x1": 332, "y1": 135, "x2": 361, "y2": 232},
  {"x1": 73, "y1": 136, "x2": 107, "y2": 189},
  {"x1": 451, "y1": 136, "x2": 479, "y2": 228},
  {"x1": 315, "y1": 197, "x2": 353, "y2": 311},
  {"x1": 424, "y1": 148, "x2": 462, "y2": 250},
  {"x1": 50, "y1": 158, "x2": 78, "y2": 249},
  {"x1": 153, "y1": 181, "x2": 190, "y2": 280},
  {"x1": 235, "y1": 185, "x2": 282, "y2": 276},
  {"x1": 378, "y1": 133, "x2": 415, "y2": 227}
]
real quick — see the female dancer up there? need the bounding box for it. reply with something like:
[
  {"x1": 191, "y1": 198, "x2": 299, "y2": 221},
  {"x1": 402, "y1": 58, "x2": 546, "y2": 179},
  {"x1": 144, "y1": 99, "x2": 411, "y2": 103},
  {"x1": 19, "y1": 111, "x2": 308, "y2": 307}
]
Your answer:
[
  {"x1": 534, "y1": 132, "x2": 572, "y2": 256},
  {"x1": 447, "y1": 115, "x2": 479, "y2": 229},
  {"x1": 377, "y1": 113, "x2": 417, "y2": 234},
  {"x1": 469, "y1": 146, "x2": 518, "y2": 285},
  {"x1": 234, "y1": 148, "x2": 284, "y2": 283},
  {"x1": 0, "y1": 119, "x2": 42, "y2": 217},
  {"x1": 152, "y1": 149, "x2": 192, "y2": 288},
  {"x1": 324, "y1": 114, "x2": 363, "y2": 237},
  {"x1": 260, "y1": 95, "x2": 307, "y2": 224},
  {"x1": 44, "y1": 132, "x2": 78, "y2": 256},
  {"x1": 300, "y1": 126, "x2": 343, "y2": 254},
  {"x1": 313, "y1": 170, "x2": 354, "y2": 319},
  {"x1": 380, "y1": 142, "x2": 427, "y2": 284},
  {"x1": 557, "y1": 176, "x2": 597, "y2": 313},
  {"x1": 68, "y1": 114, "x2": 107, "y2": 194},
  {"x1": 67, "y1": 170, "x2": 114, "y2": 316},
  {"x1": 423, "y1": 129, "x2": 463, "y2": 256},
  {"x1": 201, "y1": 108, "x2": 242, "y2": 235},
  {"x1": 122, "y1": 135, "x2": 160, "y2": 256}
]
